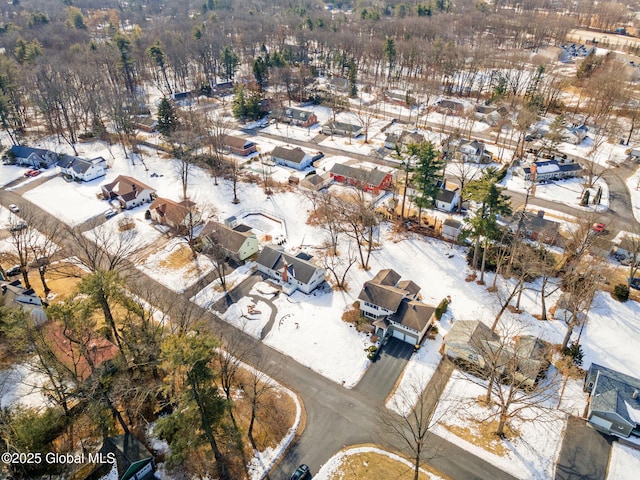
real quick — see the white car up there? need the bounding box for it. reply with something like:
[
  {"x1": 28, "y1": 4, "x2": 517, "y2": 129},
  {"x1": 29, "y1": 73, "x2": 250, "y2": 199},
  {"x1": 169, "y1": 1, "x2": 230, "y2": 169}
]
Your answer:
[
  {"x1": 104, "y1": 208, "x2": 118, "y2": 219},
  {"x1": 8, "y1": 204, "x2": 19, "y2": 213}
]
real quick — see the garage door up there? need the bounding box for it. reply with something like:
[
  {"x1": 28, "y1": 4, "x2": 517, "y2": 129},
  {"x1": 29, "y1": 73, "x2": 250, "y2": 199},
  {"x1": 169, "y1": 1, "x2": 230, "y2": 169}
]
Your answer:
[
  {"x1": 590, "y1": 415, "x2": 612, "y2": 431},
  {"x1": 392, "y1": 329, "x2": 418, "y2": 344},
  {"x1": 392, "y1": 329, "x2": 405, "y2": 341}
]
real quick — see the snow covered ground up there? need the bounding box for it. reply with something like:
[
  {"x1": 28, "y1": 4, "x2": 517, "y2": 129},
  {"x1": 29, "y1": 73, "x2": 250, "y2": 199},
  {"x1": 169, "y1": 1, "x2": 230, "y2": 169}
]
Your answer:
[
  {"x1": 0, "y1": 164, "x2": 30, "y2": 187},
  {"x1": 83, "y1": 210, "x2": 165, "y2": 255},
  {"x1": 431, "y1": 371, "x2": 568, "y2": 480},
  {"x1": 0, "y1": 363, "x2": 50, "y2": 409},
  {"x1": 191, "y1": 263, "x2": 256, "y2": 310},
  {"x1": 626, "y1": 164, "x2": 640, "y2": 223},
  {"x1": 606, "y1": 442, "x2": 640, "y2": 480},
  {"x1": 221, "y1": 296, "x2": 272, "y2": 339},
  {"x1": 314, "y1": 446, "x2": 444, "y2": 480},
  {"x1": 505, "y1": 175, "x2": 610, "y2": 212}
]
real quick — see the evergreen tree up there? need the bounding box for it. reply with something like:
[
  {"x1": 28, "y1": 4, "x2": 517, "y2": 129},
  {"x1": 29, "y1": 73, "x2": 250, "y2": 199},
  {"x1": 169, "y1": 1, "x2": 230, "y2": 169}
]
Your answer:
[
  {"x1": 593, "y1": 186, "x2": 602, "y2": 205},
  {"x1": 407, "y1": 142, "x2": 444, "y2": 227},
  {"x1": 252, "y1": 57, "x2": 268, "y2": 91},
  {"x1": 157, "y1": 97, "x2": 178, "y2": 136},
  {"x1": 348, "y1": 60, "x2": 358, "y2": 98},
  {"x1": 232, "y1": 85, "x2": 247, "y2": 119},
  {"x1": 221, "y1": 46, "x2": 239, "y2": 81},
  {"x1": 581, "y1": 190, "x2": 590, "y2": 206},
  {"x1": 384, "y1": 37, "x2": 396, "y2": 81}
]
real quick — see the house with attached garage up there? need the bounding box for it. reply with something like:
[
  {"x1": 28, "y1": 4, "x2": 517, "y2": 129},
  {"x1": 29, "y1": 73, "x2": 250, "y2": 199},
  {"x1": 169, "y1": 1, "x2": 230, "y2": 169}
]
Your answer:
[
  {"x1": 148, "y1": 197, "x2": 201, "y2": 234},
  {"x1": 201, "y1": 221, "x2": 259, "y2": 262},
  {"x1": 8, "y1": 145, "x2": 58, "y2": 168},
  {"x1": 358, "y1": 269, "x2": 435, "y2": 344},
  {"x1": 256, "y1": 245, "x2": 326, "y2": 295},
  {"x1": 100, "y1": 175, "x2": 156, "y2": 210},
  {"x1": 271, "y1": 146, "x2": 313, "y2": 171},
  {"x1": 222, "y1": 135, "x2": 257, "y2": 156},
  {"x1": 584, "y1": 364, "x2": 640, "y2": 438},
  {"x1": 57, "y1": 154, "x2": 107, "y2": 182},
  {"x1": 444, "y1": 320, "x2": 549, "y2": 387},
  {"x1": 518, "y1": 159, "x2": 582, "y2": 182},
  {"x1": 270, "y1": 107, "x2": 318, "y2": 128}
]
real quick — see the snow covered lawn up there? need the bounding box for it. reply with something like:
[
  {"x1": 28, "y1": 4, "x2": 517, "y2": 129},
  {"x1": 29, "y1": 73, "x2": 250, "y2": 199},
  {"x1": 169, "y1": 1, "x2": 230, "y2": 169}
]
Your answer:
[
  {"x1": 0, "y1": 164, "x2": 29, "y2": 187},
  {"x1": 83, "y1": 210, "x2": 164, "y2": 255},
  {"x1": 191, "y1": 263, "x2": 256, "y2": 309},
  {"x1": 431, "y1": 371, "x2": 566, "y2": 480},
  {"x1": 606, "y1": 442, "x2": 640, "y2": 480},
  {"x1": 626, "y1": 164, "x2": 640, "y2": 223},
  {"x1": 314, "y1": 446, "x2": 444, "y2": 480},
  {"x1": 137, "y1": 238, "x2": 215, "y2": 294},
  {"x1": 221, "y1": 296, "x2": 272, "y2": 339},
  {"x1": 263, "y1": 288, "x2": 372, "y2": 388},
  {"x1": 0, "y1": 362, "x2": 51, "y2": 409},
  {"x1": 23, "y1": 176, "x2": 108, "y2": 226}
]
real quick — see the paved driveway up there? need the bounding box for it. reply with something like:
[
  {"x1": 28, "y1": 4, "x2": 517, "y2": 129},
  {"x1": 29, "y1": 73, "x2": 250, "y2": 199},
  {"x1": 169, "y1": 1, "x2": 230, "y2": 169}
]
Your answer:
[
  {"x1": 555, "y1": 416, "x2": 613, "y2": 480},
  {"x1": 354, "y1": 337, "x2": 415, "y2": 404}
]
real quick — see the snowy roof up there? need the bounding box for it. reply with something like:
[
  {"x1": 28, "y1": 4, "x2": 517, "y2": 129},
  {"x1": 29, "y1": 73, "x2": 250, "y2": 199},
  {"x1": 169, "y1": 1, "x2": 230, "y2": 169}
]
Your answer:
[{"x1": 523, "y1": 160, "x2": 582, "y2": 176}]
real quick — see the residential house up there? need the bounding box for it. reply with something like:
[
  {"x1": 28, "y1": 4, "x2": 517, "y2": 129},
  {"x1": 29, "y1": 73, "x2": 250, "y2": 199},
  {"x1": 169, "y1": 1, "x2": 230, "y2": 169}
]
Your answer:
[
  {"x1": 384, "y1": 130, "x2": 425, "y2": 150},
  {"x1": 611, "y1": 234, "x2": 640, "y2": 263},
  {"x1": 560, "y1": 43, "x2": 596, "y2": 63},
  {"x1": 508, "y1": 210, "x2": 560, "y2": 244},
  {"x1": 271, "y1": 146, "x2": 313, "y2": 171},
  {"x1": 322, "y1": 121, "x2": 363, "y2": 137},
  {"x1": 519, "y1": 159, "x2": 583, "y2": 182},
  {"x1": 358, "y1": 269, "x2": 435, "y2": 344},
  {"x1": 435, "y1": 181, "x2": 460, "y2": 212},
  {"x1": 300, "y1": 172, "x2": 332, "y2": 191},
  {"x1": 328, "y1": 76, "x2": 349, "y2": 93},
  {"x1": 442, "y1": 218, "x2": 463, "y2": 242},
  {"x1": 0, "y1": 280, "x2": 47, "y2": 326},
  {"x1": 201, "y1": 221, "x2": 259, "y2": 261},
  {"x1": 93, "y1": 434, "x2": 155, "y2": 480},
  {"x1": 148, "y1": 197, "x2": 201, "y2": 234},
  {"x1": 475, "y1": 105, "x2": 496, "y2": 122},
  {"x1": 564, "y1": 124, "x2": 589, "y2": 145},
  {"x1": 384, "y1": 90, "x2": 416, "y2": 107},
  {"x1": 434, "y1": 99, "x2": 464, "y2": 116},
  {"x1": 330, "y1": 163, "x2": 393, "y2": 194},
  {"x1": 45, "y1": 322, "x2": 118, "y2": 382},
  {"x1": 256, "y1": 245, "x2": 326, "y2": 295},
  {"x1": 133, "y1": 116, "x2": 158, "y2": 133},
  {"x1": 100, "y1": 175, "x2": 156, "y2": 210},
  {"x1": 57, "y1": 154, "x2": 107, "y2": 182},
  {"x1": 584, "y1": 364, "x2": 640, "y2": 438},
  {"x1": 223, "y1": 135, "x2": 257, "y2": 156},
  {"x1": 444, "y1": 320, "x2": 549, "y2": 387},
  {"x1": 8, "y1": 145, "x2": 58, "y2": 168},
  {"x1": 270, "y1": 108, "x2": 318, "y2": 128},
  {"x1": 459, "y1": 140, "x2": 489, "y2": 163}
]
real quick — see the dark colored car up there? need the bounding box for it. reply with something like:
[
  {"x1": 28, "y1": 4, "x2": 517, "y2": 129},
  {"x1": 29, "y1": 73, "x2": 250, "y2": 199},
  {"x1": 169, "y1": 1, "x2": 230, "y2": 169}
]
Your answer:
[
  {"x1": 9, "y1": 222, "x2": 27, "y2": 232},
  {"x1": 290, "y1": 464, "x2": 311, "y2": 480},
  {"x1": 5, "y1": 265, "x2": 21, "y2": 277},
  {"x1": 628, "y1": 278, "x2": 640, "y2": 290}
]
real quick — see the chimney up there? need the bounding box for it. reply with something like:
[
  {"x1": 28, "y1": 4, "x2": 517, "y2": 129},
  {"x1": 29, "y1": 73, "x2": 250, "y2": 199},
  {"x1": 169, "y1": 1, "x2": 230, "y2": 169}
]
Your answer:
[
  {"x1": 633, "y1": 389, "x2": 639, "y2": 399},
  {"x1": 537, "y1": 210, "x2": 545, "y2": 218},
  {"x1": 282, "y1": 260, "x2": 289, "y2": 283}
]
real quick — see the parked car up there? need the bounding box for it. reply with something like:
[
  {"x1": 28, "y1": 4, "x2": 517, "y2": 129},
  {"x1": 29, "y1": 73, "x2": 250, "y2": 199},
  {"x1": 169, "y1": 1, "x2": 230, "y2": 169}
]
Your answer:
[
  {"x1": 8, "y1": 204, "x2": 19, "y2": 213},
  {"x1": 9, "y1": 222, "x2": 27, "y2": 232},
  {"x1": 104, "y1": 208, "x2": 118, "y2": 219},
  {"x1": 29, "y1": 170, "x2": 41, "y2": 177},
  {"x1": 5, "y1": 265, "x2": 21, "y2": 277},
  {"x1": 592, "y1": 223, "x2": 606, "y2": 234},
  {"x1": 629, "y1": 278, "x2": 640, "y2": 290},
  {"x1": 290, "y1": 464, "x2": 311, "y2": 480}
]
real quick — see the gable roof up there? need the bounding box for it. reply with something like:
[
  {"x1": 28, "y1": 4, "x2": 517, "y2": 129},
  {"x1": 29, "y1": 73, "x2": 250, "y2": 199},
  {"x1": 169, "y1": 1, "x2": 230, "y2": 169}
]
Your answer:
[
  {"x1": 330, "y1": 163, "x2": 389, "y2": 186},
  {"x1": 358, "y1": 282, "x2": 407, "y2": 312},
  {"x1": 10, "y1": 145, "x2": 53, "y2": 160},
  {"x1": 149, "y1": 197, "x2": 196, "y2": 226},
  {"x1": 203, "y1": 221, "x2": 255, "y2": 253},
  {"x1": 511, "y1": 211, "x2": 560, "y2": 235},
  {"x1": 523, "y1": 160, "x2": 582, "y2": 176},
  {"x1": 102, "y1": 175, "x2": 155, "y2": 201},
  {"x1": 271, "y1": 146, "x2": 308, "y2": 164},
  {"x1": 396, "y1": 279, "x2": 421, "y2": 297},
  {"x1": 587, "y1": 364, "x2": 640, "y2": 427},
  {"x1": 223, "y1": 134, "x2": 255, "y2": 149},
  {"x1": 58, "y1": 154, "x2": 105, "y2": 174},
  {"x1": 272, "y1": 107, "x2": 316, "y2": 123},
  {"x1": 256, "y1": 245, "x2": 321, "y2": 284},
  {"x1": 445, "y1": 320, "x2": 499, "y2": 346},
  {"x1": 389, "y1": 300, "x2": 435, "y2": 332},
  {"x1": 372, "y1": 268, "x2": 401, "y2": 286}
]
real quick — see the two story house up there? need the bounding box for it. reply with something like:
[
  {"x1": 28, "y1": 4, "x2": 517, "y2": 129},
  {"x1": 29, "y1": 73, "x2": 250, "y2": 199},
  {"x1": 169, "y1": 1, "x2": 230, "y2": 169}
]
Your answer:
[
  {"x1": 201, "y1": 221, "x2": 259, "y2": 262},
  {"x1": 100, "y1": 175, "x2": 156, "y2": 210},
  {"x1": 358, "y1": 269, "x2": 435, "y2": 345},
  {"x1": 58, "y1": 154, "x2": 107, "y2": 182},
  {"x1": 148, "y1": 197, "x2": 201, "y2": 234}
]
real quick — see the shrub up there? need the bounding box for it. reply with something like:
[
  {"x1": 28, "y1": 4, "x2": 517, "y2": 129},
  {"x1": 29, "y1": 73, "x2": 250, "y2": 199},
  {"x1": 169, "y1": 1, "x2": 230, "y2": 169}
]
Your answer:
[
  {"x1": 562, "y1": 341, "x2": 584, "y2": 367},
  {"x1": 613, "y1": 283, "x2": 629, "y2": 302},
  {"x1": 434, "y1": 297, "x2": 450, "y2": 320}
]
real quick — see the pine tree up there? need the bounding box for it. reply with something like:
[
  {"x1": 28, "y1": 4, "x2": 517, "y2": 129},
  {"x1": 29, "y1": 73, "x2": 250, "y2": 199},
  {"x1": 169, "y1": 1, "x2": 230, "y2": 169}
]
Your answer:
[
  {"x1": 593, "y1": 186, "x2": 602, "y2": 205},
  {"x1": 581, "y1": 190, "x2": 590, "y2": 206},
  {"x1": 232, "y1": 85, "x2": 247, "y2": 119},
  {"x1": 157, "y1": 97, "x2": 178, "y2": 136},
  {"x1": 407, "y1": 142, "x2": 444, "y2": 227},
  {"x1": 348, "y1": 60, "x2": 358, "y2": 98}
]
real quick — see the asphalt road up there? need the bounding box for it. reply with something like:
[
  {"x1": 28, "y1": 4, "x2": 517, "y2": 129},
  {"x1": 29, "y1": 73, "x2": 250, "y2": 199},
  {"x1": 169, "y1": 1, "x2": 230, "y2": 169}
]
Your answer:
[{"x1": 0, "y1": 183, "x2": 519, "y2": 480}]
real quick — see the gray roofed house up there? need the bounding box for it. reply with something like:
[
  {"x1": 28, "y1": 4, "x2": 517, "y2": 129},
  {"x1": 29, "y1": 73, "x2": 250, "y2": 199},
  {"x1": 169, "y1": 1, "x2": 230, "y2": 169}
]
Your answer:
[
  {"x1": 201, "y1": 221, "x2": 259, "y2": 262},
  {"x1": 435, "y1": 181, "x2": 460, "y2": 212},
  {"x1": 519, "y1": 159, "x2": 582, "y2": 182},
  {"x1": 322, "y1": 121, "x2": 363, "y2": 137},
  {"x1": 584, "y1": 364, "x2": 640, "y2": 438},
  {"x1": 271, "y1": 146, "x2": 313, "y2": 171},
  {"x1": 358, "y1": 269, "x2": 434, "y2": 344},
  {"x1": 508, "y1": 211, "x2": 560, "y2": 245},
  {"x1": 300, "y1": 172, "x2": 332, "y2": 191},
  {"x1": 8, "y1": 145, "x2": 58, "y2": 168},
  {"x1": 58, "y1": 154, "x2": 107, "y2": 182},
  {"x1": 256, "y1": 245, "x2": 326, "y2": 295},
  {"x1": 1, "y1": 280, "x2": 47, "y2": 326},
  {"x1": 329, "y1": 76, "x2": 349, "y2": 93},
  {"x1": 442, "y1": 218, "x2": 463, "y2": 242},
  {"x1": 384, "y1": 130, "x2": 425, "y2": 150},
  {"x1": 270, "y1": 107, "x2": 318, "y2": 127}
]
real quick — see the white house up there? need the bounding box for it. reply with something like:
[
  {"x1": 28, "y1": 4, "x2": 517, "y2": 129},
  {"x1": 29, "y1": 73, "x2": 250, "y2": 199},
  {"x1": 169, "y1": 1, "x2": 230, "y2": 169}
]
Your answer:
[
  {"x1": 58, "y1": 154, "x2": 107, "y2": 182},
  {"x1": 271, "y1": 146, "x2": 313, "y2": 171},
  {"x1": 256, "y1": 245, "x2": 325, "y2": 295},
  {"x1": 442, "y1": 218, "x2": 463, "y2": 241},
  {"x1": 100, "y1": 175, "x2": 156, "y2": 210},
  {"x1": 459, "y1": 140, "x2": 488, "y2": 163},
  {"x1": 435, "y1": 182, "x2": 460, "y2": 212},
  {"x1": 564, "y1": 124, "x2": 589, "y2": 144}
]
